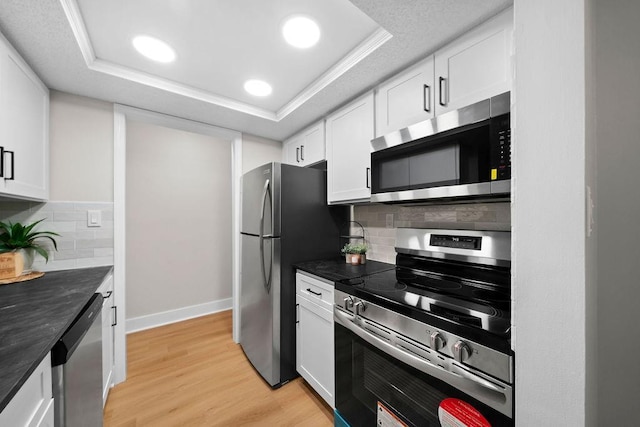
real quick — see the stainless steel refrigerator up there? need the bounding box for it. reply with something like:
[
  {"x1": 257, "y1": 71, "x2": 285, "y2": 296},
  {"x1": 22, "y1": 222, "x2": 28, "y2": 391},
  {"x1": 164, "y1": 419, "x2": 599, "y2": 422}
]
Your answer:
[{"x1": 240, "y1": 162, "x2": 347, "y2": 387}]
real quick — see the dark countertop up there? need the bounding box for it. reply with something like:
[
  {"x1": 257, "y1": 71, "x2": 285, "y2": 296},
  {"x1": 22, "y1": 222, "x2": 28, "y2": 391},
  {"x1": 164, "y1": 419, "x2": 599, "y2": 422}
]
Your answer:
[
  {"x1": 0, "y1": 266, "x2": 113, "y2": 412},
  {"x1": 294, "y1": 257, "x2": 395, "y2": 282}
]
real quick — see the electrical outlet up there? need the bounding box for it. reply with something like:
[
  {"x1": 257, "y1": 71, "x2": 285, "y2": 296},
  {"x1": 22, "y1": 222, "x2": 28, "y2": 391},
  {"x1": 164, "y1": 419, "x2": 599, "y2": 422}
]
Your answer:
[
  {"x1": 386, "y1": 214, "x2": 394, "y2": 228},
  {"x1": 87, "y1": 210, "x2": 102, "y2": 227}
]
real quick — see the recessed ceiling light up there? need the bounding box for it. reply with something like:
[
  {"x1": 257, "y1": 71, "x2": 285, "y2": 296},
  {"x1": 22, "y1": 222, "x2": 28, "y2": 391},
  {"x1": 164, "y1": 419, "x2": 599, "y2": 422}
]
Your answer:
[
  {"x1": 132, "y1": 35, "x2": 176, "y2": 63},
  {"x1": 282, "y1": 16, "x2": 321, "y2": 49},
  {"x1": 244, "y1": 79, "x2": 272, "y2": 97}
]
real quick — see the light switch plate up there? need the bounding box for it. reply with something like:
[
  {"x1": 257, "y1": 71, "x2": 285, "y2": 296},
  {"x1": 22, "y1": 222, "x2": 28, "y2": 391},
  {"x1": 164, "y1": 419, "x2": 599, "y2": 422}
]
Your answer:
[{"x1": 87, "y1": 210, "x2": 102, "y2": 227}]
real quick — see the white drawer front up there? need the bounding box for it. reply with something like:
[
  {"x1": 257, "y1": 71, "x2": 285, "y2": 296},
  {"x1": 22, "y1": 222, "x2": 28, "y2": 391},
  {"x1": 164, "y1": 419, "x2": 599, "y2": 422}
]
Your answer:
[{"x1": 296, "y1": 271, "x2": 334, "y2": 312}]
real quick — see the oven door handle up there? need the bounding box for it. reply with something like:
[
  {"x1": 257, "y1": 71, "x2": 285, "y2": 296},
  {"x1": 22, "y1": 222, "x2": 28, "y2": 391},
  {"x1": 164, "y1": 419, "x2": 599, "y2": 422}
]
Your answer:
[
  {"x1": 450, "y1": 362, "x2": 504, "y2": 394},
  {"x1": 334, "y1": 307, "x2": 513, "y2": 418}
]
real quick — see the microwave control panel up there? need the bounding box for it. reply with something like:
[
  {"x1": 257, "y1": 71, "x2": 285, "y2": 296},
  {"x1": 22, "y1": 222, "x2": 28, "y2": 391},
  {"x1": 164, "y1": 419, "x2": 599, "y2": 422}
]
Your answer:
[{"x1": 491, "y1": 115, "x2": 511, "y2": 181}]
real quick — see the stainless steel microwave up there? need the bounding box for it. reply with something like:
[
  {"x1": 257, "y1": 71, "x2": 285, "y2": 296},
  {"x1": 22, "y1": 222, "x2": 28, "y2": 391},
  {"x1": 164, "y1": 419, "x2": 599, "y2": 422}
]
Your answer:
[{"x1": 370, "y1": 92, "x2": 511, "y2": 203}]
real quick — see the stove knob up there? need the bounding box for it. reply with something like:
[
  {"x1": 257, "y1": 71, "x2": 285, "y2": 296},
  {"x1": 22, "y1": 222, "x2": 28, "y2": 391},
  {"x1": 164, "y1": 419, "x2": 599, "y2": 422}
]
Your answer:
[
  {"x1": 354, "y1": 301, "x2": 366, "y2": 316},
  {"x1": 430, "y1": 331, "x2": 446, "y2": 352},
  {"x1": 343, "y1": 296, "x2": 354, "y2": 310},
  {"x1": 453, "y1": 340, "x2": 472, "y2": 363}
]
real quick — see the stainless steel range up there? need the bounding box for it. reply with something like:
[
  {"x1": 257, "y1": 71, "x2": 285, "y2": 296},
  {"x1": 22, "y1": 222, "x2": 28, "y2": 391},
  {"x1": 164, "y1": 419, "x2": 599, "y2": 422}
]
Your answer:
[{"x1": 334, "y1": 228, "x2": 513, "y2": 427}]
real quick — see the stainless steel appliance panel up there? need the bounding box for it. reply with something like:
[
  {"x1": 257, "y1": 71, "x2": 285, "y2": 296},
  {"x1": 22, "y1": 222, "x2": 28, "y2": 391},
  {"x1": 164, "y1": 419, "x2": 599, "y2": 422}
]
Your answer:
[
  {"x1": 241, "y1": 163, "x2": 281, "y2": 237},
  {"x1": 240, "y1": 162, "x2": 348, "y2": 387},
  {"x1": 52, "y1": 295, "x2": 103, "y2": 427},
  {"x1": 240, "y1": 233, "x2": 281, "y2": 386}
]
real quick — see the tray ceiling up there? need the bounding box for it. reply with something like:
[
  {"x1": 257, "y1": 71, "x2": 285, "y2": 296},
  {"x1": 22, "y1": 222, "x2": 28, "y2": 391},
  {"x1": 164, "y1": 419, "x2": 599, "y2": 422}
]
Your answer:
[{"x1": 0, "y1": 0, "x2": 512, "y2": 140}]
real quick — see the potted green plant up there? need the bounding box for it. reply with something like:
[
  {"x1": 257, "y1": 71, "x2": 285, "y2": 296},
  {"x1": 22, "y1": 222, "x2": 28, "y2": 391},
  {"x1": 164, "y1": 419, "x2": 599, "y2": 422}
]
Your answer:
[
  {"x1": 341, "y1": 242, "x2": 368, "y2": 265},
  {"x1": 0, "y1": 219, "x2": 59, "y2": 274}
]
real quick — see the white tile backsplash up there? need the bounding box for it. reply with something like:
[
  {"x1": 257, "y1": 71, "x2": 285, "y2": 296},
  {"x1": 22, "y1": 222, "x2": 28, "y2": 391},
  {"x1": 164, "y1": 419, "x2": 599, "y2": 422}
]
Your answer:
[
  {"x1": 354, "y1": 202, "x2": 511, "y2": 263},
  {"x1": 0, "y1": 201, "x2": 114, "y2": 271}
]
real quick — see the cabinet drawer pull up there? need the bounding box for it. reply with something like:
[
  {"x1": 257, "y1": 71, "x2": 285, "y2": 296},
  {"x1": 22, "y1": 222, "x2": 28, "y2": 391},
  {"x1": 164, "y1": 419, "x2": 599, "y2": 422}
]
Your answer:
[
  {"x1": 111, "y1": 305, "x2": 118, "y2": 326},
  {"x1": 0, "y1": 146, "x2": 4, "y2": 178},
  {"x1": 366, "y1": 167, "x2": 371, "y2": 189},
  {"x1": 423, "y1": 84, "x2": 431, "y2": 112},
  {"x1": 439, "y1": 77, "x2": 447, "y2": 107},
  {"x1": 306, "y1": 288, "x2": 322, "y2": 297},
  {"x1": 300, "y1": 145, "x2": 304, "y2": 161},
  {"x1": 296, "y1": 147, "x2": 300, "y2": 163}
]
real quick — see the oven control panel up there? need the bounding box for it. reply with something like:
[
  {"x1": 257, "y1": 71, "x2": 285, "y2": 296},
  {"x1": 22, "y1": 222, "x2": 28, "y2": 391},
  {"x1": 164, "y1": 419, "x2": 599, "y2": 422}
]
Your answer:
[{"x1": 334, "y1": 289, "x2": 513, "y2": 384}]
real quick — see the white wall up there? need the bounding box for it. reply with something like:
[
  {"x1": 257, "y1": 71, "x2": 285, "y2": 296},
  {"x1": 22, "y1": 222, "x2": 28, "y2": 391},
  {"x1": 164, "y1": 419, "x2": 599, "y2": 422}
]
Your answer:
[
  {"x1": 125, "y1": 120, "x2": 232, "y2": 324},
  {"x1": 49, "y1": 91, "x2": 113, "y2": 201},
  {"x1": 594, "y1": 0, "x2": 640, "y2": 423},
  {"x1": 513, "y1": 0, "x2": 590, "y2": 425},
  {"x1": 242, "y1": 133, "x2": 282, "y2": 173}
]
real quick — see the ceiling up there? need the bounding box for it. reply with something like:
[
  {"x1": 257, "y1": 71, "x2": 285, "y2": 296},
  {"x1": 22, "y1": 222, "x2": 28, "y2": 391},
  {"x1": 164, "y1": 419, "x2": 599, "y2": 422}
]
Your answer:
[{"x1": 0, "y1": 0, "x2": 512, "y2": 141}]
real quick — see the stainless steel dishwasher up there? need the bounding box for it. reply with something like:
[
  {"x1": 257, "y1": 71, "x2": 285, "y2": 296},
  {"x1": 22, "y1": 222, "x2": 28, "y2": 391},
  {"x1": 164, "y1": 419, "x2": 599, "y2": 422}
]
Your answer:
[{"x1": 51, "y1": 293, "x2": 103, "y2": 427}]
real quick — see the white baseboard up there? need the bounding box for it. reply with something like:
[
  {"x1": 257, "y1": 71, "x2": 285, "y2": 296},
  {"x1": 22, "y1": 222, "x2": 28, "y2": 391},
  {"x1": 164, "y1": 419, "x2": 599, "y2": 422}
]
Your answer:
[{"x1": 126, "y1": 298, "x2": 232, "y2": 334}]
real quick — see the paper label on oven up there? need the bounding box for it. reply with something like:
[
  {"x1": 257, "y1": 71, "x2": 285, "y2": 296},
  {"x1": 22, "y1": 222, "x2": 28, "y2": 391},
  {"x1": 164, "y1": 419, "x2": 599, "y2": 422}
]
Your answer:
[
  {"x1": 377, "y1": 401, "x2": 408, "y2": 427},
  {"x1": 438, "y1": 398, "x2": 491, "y2": 427}
]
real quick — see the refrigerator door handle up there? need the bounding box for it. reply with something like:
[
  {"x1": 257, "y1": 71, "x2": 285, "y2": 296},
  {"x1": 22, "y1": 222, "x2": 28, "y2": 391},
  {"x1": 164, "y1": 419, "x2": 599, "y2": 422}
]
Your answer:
[{"x1": 259, "y1": 179, "x2": 273, "y2": 293}]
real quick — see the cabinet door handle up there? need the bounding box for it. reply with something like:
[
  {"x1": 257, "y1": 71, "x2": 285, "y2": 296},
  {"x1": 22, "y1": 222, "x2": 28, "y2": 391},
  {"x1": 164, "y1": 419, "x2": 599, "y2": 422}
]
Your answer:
[
  {"x1": 296, "y1": 303, "x2": 299, "y2": 324},
  {"x1": 111, "y1": 305, "x2": 117, "y2": 326},
  {"x1": 423, "y1": 84, "x2": 431, "y2": 112},
  {"x1": 439, "y1": 77, "x2": 447, "y2": 107},
  {"x1": 366, "y1": 167, "x2": 371, "y2": 189},
  {"x1": 296, "y1": 147, "x2": 300, "y2": 163},
  {"x1": 300, "y1": 145, "x2": 304, "y2": 161},
  {"x1": 0, "y1": 146, "x2": 4, "y2": 179},
  {"x1": 4, "y1": 151, "x2": 15, "y2": 181},
  {"x1": 306, "y1": 288, "x2": 322, "y2": 297}
]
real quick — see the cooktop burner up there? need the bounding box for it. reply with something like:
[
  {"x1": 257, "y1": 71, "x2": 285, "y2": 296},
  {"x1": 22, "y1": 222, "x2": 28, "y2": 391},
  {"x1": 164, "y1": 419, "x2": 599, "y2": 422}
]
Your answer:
[{"x1": 339, "y1": 266, "x2": 511, "y2": 336}]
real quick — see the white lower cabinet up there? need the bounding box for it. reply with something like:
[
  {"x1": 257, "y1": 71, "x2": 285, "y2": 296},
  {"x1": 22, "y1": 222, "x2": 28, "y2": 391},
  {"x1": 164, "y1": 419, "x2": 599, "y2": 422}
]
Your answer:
[
  {"x1": 98, "y1": 272, "x2": 115, "y2": 406},
  {"x1": 0, "y1": 353, "x2": 54, "y2": 427},
  {"x1": 295, "y1": 271, "x2": 335, "y2": 408}
]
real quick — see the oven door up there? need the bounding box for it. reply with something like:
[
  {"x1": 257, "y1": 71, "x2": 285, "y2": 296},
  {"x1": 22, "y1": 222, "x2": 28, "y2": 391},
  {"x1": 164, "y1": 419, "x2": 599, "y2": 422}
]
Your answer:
[{"x1": 335, "y1": 321, "x2": 513, "y2": 427}]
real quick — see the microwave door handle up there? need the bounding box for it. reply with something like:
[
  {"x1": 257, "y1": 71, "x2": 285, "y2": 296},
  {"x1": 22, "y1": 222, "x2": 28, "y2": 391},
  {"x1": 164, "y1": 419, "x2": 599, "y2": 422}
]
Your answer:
[
  {"x1": 259, "y1": 179, "x2": 272, "y2": 293},
  {"x1": 334, "y1": 307, "x2": 512, "y2": 416}
]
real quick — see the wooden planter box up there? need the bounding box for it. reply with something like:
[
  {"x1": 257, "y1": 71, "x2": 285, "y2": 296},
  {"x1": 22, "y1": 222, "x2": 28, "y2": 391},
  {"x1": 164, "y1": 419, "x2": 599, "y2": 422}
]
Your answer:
[{"x1": 0, "y1": 252, "x2": 24, "y2": 279}]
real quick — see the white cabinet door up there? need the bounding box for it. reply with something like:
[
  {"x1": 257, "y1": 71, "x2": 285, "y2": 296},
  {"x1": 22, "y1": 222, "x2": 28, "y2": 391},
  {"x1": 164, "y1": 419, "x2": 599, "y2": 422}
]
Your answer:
[
  {"x1": 296, "y1": 295, "x2": 334, "y2": 408},
  {"x1": 295, "y1": 271, "x2": 335, "y2": 408},
  {"x1": 326, "y1": 92, "x2": 374, "y2": 204},
  {"x1": 282, "y1": 121, "x2": 325, "y2": 167},
  {"x1": 375, "y1": 56, "x2": 435, "y2": 137},
  {"x1": 0, "y1": 354, "x2": 53, "y2": 427},
  {"x1": 282, "y1": 134, "x2": 302, "y2": 165},
  {"x1": 98, "y1": 273, "x2": 115, "y2": 406},
  {"x1": 434, "y1": 8, "x2": 513, "y2": 115},
  {"x1": 298, "y1": 121, "x2": 325, "y2": 166},
  {"x1": 0, "y1": 32, "x2": 49, "y2": 201}
]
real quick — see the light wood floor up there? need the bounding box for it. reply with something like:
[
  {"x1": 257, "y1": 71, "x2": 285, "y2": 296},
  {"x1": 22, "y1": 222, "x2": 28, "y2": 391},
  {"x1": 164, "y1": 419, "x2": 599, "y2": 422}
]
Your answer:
[{"x1": 104, "y1": 310, "x2": 334, "y2": 426}]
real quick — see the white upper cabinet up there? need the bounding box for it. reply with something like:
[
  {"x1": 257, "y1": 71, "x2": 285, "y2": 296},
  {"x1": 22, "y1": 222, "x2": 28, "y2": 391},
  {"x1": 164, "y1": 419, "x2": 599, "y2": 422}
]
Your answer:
[
  {"x1": 373, "y1": 8, "x2": 513, "y2": 137},
  {"x1": 375, "y1": 55, "x2": 435, "y2": 137},
  {"x1": 0, "y1": 32, "x2": 49, "y2": 201},
  {"x1": 326, "y1": 92, "x2": 374, "y2": 204},
  {"x1": 282, "y1": 121, "x2": 325, "y2": 167},
  {"x1": 434, "y1": 8, "x2": 513, "y2": 115}
]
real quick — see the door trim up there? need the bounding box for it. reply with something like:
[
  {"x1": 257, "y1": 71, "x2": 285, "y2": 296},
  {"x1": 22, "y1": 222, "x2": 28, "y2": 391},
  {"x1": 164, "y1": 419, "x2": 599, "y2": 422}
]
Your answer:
[{"x1": 113, "y1": 104, "x2": 243, "y2": 385}]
